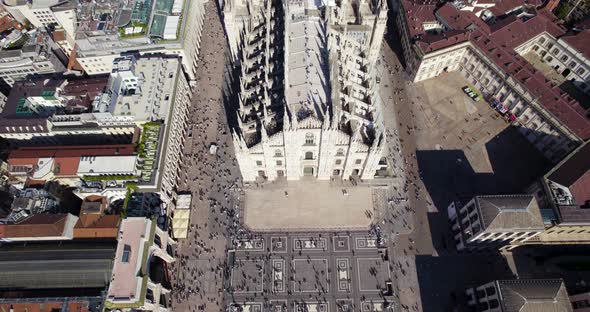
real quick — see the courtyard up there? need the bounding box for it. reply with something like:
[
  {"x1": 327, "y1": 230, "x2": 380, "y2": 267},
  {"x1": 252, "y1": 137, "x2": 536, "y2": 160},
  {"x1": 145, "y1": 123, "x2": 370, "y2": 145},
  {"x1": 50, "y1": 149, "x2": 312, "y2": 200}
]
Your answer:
[{"x1": 243, "y1": 180, "x2": 374, "y2": 231}]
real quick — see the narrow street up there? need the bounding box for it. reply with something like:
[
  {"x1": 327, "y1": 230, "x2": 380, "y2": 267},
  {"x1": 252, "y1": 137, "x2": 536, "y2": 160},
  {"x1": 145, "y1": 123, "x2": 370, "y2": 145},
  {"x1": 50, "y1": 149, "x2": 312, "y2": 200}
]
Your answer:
[{"x1": 170, "y1": 2, "x2": 241, "y2": 311}]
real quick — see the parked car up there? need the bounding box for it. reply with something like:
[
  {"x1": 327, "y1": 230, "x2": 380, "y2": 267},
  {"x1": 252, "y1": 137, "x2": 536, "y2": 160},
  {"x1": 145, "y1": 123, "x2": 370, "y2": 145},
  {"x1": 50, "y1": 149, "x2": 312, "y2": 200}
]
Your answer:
[{"x1": 462, "y1": 85, "x2": 481, "y2": 101}]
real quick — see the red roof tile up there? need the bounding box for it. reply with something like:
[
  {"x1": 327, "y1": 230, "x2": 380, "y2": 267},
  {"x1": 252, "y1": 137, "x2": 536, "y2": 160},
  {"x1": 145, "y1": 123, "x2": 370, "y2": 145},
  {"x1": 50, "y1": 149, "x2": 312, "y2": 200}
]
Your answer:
[
  {"x1": 0, "y1": 214, "x2": 69, "y2": 239},
  {"x1": 411, "y1": 6, "x2": 590, "y2": 139},
  {"x1": 561, "y1": 29, "x2": 590, "y2": 60}
]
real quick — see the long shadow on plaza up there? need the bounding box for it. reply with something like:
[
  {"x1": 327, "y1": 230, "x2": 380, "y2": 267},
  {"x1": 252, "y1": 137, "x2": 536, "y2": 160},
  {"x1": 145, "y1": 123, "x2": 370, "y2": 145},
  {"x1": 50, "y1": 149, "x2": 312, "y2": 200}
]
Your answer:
[
  {"x1": 413, "y1": 125, "x2": 552, "y2": 311},
  {"x1": 417, "y1": 125, "x2": 552, "y2": 254}
]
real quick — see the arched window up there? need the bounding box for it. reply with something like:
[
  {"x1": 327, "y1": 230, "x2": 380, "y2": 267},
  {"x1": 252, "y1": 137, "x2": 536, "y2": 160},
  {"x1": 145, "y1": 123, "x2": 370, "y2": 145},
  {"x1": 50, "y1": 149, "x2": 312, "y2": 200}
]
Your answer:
[
  {"x1": 305, "y1": 133, "x2": 315, "y2": 145},
  {"x1": 305, "y1": 152, "x2": 313, "y2": 159},
  {"x1": 274, "y1": 149, "x2": 282, "y2": 157},
  {"x1": 336, "y1": 148, "x2": 344, "y2": 156},
  {"x1": 538, "y1": 37, "x2": 546, "y2": 44}
]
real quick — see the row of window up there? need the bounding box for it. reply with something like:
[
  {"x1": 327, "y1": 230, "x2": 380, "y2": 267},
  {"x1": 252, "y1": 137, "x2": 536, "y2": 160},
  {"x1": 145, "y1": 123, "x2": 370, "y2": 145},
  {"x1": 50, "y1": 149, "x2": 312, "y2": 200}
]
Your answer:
[{"x1": 255, "y1": 157, "x2": 363, "y2": 166}]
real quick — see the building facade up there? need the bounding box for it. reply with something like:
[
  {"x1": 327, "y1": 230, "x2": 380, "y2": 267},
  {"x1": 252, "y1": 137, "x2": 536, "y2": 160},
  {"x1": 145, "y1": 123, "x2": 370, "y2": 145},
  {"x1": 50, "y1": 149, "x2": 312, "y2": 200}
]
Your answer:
[{"x1": 225, "y1": 0, "x2": 390, "y2": 181}]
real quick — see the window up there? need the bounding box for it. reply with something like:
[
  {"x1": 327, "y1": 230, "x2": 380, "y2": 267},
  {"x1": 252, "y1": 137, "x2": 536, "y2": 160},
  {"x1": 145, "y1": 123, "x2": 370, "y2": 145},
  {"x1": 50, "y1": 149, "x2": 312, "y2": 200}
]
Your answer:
[
  {"x1": 274, "y1": 149, "x2": 282, "y2": 157},
  {"x1": 489, "y1": 299, "x2": 499, "y2": 309},
  {"x1": 122, "y1": 244, "x2": 131, "y2": 263},
  {"x1": 560, "y1": 55, "x2": 568, "y2": 62},
  {"x1": 576, "y1": 67, "x2": 585, "y2": 75},
  {"x1": 546, "y1": 56, "x2": 553, "y2": 62},
  {"x1": 256, "y1": 160, "x2": 263, "y2": 166},
  {"x1": 305, "y1": 152, "x2": 313, "y2": 160},
  {"x1": 276, "y1": 160, "x2": 282, "y2": 166},
  {"x1": 569, "y1": 61, "x2": 577, "y2": 68},
  {"x1": 355, "y1": 159, "x2": 362, "y2": 165},
  {"x1": 335, "y1": 159, "x2": 342, "y2": 165},
  {"x1": 538, "y1": 37, "x2": 546, "y2": 44},
  {"x1": 547, "y1": 43, "x2": 554, "y2": 49},
  {"x1": 551, "y1": 48, "x2": 560, "y2": 55},
  {"x1": 485, "y1": 287, "x2": 496, "y2": 296},
  {"x1": 336, "y1": 148, "x2": 344, "y2": 156},
  {"x1": 305, "y1": 133, "x2": 315, "y2": 145}
]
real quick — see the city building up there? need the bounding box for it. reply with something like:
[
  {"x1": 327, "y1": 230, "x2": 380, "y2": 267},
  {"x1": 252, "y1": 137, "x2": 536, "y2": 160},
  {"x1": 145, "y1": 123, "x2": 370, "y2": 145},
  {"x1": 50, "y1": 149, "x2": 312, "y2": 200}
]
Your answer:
[
  {"x1": 394, "y1": 0, "x2": 590, "y2": 162},
  {"x1": 465, "y1": 279, "x2": 573, "y2": 311},
  {"x1": 0, "y1": 76, "x2": 138, "y2": 144},
  {"x1": 447, "y1": 195, "x2": 545, "y2": 251},
  {"x1": 2, "y1": 0, "x2": 206, "y2": 80},
  {"x1": 74, "y1": 195, "x2": 120, "y2": 239},
  {"x1": 2, "y1": 187, "x2": 58, "y2": 223},
  {"x1": 526, "y1": 140, "x2": 590, "y2": 244},
  {"x1": 0, "y1": 27, "x2": 66, "y2": 86},
  {"x1": 104, "y1": 217, "x2": 176, "y2": 312},
  {"x1": 0, "y1": 240, "x2": 116, "y2": 300},
  {"x1": 95, "y1": 54, "x2": 192, "y2": 206},
  {"x1": 1, "y1": 54, "x2": 193, "y2": 209},
  {"x1": 6, "y1": 144, "x2": 138, "y2": 186},
  {"x1": 2, "y1": 0, "x2": 65, "y2": 29},
  {"x1": 224, "y1": 0, "x2": 390, "y2": 181},
  {"x1": 0, "y1": 213, "x2": 78, "y2": 242}
]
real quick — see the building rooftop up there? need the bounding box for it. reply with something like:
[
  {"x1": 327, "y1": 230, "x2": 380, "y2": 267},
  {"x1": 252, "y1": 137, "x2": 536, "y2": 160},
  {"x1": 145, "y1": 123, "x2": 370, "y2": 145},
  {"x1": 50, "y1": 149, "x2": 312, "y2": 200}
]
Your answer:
[
  {"x1": 0, "y1": 241, "x2": 116, "y2": 291},
  {"x1": 7, "y1": 144, "x2": 136, "y2": 180},
  {"x1": 0, "y1": 76, "x2": 110, "y2": 134},
  {"x1": 0, "y1": 299, "x2": 99, "y2": 312},
  {"x1": 74, "y1": 196, "x2": 120, "y2": 239},
  {"x1": 475, "y1": 195, "x2": 545, "y2": 230},
  {"x1": 0, "y1": 213, "x2": 77, "y2": 240},
  {"x1": 410, "y1": 5, "x2": 590, "y2": 140},
  {"x1": 497, "y1": 279, "x2": 573, "y2": 312},
  {"x1": 560, "y1": 29, "x2": 590, "y2": 60},
  {"x1": 106, "y1": 217, "x2": 153, "y2": 304},
  {"x1": 545, "y1": 141, "x2": 590, "y2": 223}
]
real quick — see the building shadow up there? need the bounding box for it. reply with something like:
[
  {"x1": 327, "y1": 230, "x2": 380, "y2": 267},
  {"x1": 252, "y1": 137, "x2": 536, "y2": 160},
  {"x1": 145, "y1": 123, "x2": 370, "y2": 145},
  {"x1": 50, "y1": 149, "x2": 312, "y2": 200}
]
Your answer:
[
  {"x1": 509, "y1": 244, "x2": 590, "y2": 294},
  {"x1": 417, "y1": 125, "x2": 552, "y2": 254},
  {"x1": 385, "y1": 3, "x2": 407, "y2": 70},
  {"x1": 415, "y1": 254, "x2": 515, "y2": 312},
  {"x1": 558, "y1": 80, "x2": 590, "y2": 111},
  {"x1": 412, "y1": 125, "x2": 555, "y2": 311}
]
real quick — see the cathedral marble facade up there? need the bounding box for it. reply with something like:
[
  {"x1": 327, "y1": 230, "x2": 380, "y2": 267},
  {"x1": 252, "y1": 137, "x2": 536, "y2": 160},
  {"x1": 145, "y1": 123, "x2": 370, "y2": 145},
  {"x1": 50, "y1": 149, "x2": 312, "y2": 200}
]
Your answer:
[{"x1": 222, "y1": 0, "x2": 389, "y2": 181}]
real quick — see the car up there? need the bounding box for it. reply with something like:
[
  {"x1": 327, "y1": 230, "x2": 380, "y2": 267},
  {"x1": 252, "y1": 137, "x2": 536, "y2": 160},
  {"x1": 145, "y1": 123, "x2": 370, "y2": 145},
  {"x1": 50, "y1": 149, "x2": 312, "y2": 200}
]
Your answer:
[{"x1": 462, "y1": 86, "x2": 481, "y2": 101}]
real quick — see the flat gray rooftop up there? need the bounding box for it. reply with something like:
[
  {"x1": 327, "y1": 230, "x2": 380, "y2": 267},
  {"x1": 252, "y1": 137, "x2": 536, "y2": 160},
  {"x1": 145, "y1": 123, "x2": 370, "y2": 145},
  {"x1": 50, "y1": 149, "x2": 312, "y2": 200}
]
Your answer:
[{"x1": 0, "y1": 242, "x2": 116, "y2": 290}]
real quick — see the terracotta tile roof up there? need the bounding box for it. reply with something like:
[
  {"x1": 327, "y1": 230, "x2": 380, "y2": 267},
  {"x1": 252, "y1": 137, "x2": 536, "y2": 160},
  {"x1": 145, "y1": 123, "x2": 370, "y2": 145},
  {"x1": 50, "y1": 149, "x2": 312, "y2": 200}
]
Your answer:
[
  {"x1": 436, "y1": 3, "x2": 476, "y2": 30},
  {"x1": 0, "y1": 214, "x2": 69, "y2": 239},
  {"x1": 402, "y1": 0, "x2": 438, "y2": 37},
  {"x1": 51, "y1": 28, "x2": 66, "y2": 41},
  {"x1": 74, "y1": 214, "x2": 120, "y2": 239},
  {"x1": 0, "y1": 302, "x2": 90, "y2": 312},
  {"x1": 7, "y1": 144, "x2": 136, "y2": 178},
  {"x1": 416, "y1": 30, "x2": 470, "y2": 52},
  {"x1": 9, "y1": 144, "x2": 136, "y2": 159},
  {"x1": 561, "y1": 29, "x2": 590, "y2": 60}
]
